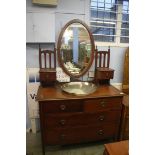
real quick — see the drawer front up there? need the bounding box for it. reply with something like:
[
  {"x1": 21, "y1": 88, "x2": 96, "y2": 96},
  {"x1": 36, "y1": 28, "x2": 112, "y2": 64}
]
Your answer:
[
  {"x1": 44, "y1": 111, "x2": 121, "y2": 129},
  {"x1": 96, "y1": 70, "x2": 114, "y2": 79},
  {"x1": 84, "y1": 97, "x2": 122, "y2": 112},
  {"x1": 40, "y1": 72, "x2": 56, "y2": 82},
  {"x1": 43, "y1": 100, "x2": 83, "y2": 113},
  {"x1": 44, "y1": 123, "x2": 118, "y2": 145}
]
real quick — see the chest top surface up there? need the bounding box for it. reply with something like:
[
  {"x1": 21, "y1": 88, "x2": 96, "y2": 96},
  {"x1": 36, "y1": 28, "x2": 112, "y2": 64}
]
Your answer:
[{"x1": 36, "y1": 84, "x2": 124, "y2": 101}]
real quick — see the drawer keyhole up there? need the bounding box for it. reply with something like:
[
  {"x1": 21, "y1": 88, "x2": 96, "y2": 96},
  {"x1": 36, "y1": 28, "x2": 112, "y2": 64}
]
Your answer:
[{"x1": 60, "y1": 104, "x2": 66, "y2": 110}]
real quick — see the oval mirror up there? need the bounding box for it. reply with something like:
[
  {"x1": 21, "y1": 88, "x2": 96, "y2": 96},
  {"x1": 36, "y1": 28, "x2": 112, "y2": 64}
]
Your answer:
[{"x1": 57, "y1": 19, "x2": 95, "y2": 78}]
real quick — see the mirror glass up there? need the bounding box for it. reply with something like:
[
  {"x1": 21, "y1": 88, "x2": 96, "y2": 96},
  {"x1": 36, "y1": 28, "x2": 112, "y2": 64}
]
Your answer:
[{"x1": 57, "y1": 19, "x2": 94, "y2": 78}]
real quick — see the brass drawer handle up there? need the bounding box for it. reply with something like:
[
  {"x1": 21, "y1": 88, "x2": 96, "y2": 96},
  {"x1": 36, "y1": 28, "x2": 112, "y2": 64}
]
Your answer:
[
  {"x1": 46, "y1": 74, "x2": 49, "y2": 78},
  {"x1": 60, "y1": 104, "x2": 66, "y2": 110},
  {"x1": 60, "y1": 119, "x2": 66, "y2": 125},
  {"x1": 99, "y1": 115, "x2": 105, "y2": 121},
  {"x1": 98, "y1": 130, "x2": 104, "y2": 135},
  {"x1": 100, "y1": 101, "x2": 106, "y2": 107}
]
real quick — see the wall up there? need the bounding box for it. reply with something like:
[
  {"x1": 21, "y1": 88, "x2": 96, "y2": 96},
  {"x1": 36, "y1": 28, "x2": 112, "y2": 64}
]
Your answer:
[{"x1": 26, "y1": 0, "x2": 128, "y2": 129}]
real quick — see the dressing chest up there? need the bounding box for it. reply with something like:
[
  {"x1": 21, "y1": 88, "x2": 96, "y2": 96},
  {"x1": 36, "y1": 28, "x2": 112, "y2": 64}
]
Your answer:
[
  {"x1": 36, "y1": 84, "x2": 124, "y2": 155},
  {"x1": 36, "y1": 19, "x2": 125, "y2": 155}
]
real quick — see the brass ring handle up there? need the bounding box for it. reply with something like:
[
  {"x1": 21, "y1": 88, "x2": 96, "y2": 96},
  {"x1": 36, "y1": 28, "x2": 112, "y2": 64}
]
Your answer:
[
  {"x1": 60, "y1": 119, "x2": 66, "y2": 125},
  {"x1": 98, "y1": 130, "x2": 104, "y2": 135},
  {"x1": 99, "y1": 115, "x2": 105, "y2": 121},
  {"x1": 100, "y1": 101, "x2": 106, "y2": 107},
  {"x1": 60, "y1": 104, "x2": 66, "y2": 110}
]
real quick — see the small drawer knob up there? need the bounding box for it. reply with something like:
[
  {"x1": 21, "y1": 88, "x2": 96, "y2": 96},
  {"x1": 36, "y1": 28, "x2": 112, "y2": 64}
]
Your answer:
[
  {"x1": 98, "y1": 130, "x2": 104, "y2": 135},
  {"x1": 100, "y1": 101, "x2": 106, "y2": 107},
  {"x1": 60, "y1": 104, "x2": 66, "y2": 110},
  {"x1": 46, "y1": 74, "x2": 49, "y2": 78},
  {"x1": 99, "y1": 115, "x2": 105, "y2": 121},
  {"x1": 60, "y1": 119, "x2": 66, "y2": 125}
]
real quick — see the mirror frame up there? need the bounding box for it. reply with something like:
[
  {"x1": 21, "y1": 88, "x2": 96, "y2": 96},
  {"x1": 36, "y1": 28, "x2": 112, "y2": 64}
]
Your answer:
[{"x1": 57, "y1": 19, "x2": 95, "y2": 78}]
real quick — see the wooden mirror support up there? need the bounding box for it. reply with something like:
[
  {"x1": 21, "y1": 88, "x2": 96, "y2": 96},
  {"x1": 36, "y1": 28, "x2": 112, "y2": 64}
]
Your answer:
[{"x1": 57, "y1": 19, "x2": 95, "y2": 78}]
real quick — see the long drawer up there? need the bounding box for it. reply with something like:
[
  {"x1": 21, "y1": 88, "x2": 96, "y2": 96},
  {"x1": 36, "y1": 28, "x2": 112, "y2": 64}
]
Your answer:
[
  {"x1": 84, "y1": 97, "x2": 122, "y2": 112},
  {"x1": 43, "y1": 100, "x2": 83, "y2": 113},
  {"x1": 44, "y1": 110, "x2": 121, "y2": 128},
  {"x1": 44, "y1": 123, "x2": 118, "y2": 145}
]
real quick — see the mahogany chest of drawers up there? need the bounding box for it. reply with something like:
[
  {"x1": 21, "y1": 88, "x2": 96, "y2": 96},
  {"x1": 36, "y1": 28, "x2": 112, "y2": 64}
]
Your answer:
[{"x1": 36, "y1": 85, "x2": 124, "y2": 155}]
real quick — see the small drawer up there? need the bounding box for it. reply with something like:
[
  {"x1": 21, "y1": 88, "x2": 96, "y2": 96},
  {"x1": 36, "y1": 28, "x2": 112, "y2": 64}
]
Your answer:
[
  {"x1": 43, "y1": 100, "x2": 83, "y2": 113},
  {"x1": 84, "y1": 97, "x2": 122, "y2": 112},
  {"x1": 96, "y1": 70, "x2": 114, "y2": 80},
  {"x1": 40, "y1": 72, "x2": 56, "y2": 82},
  {"x1": 44, "y1": 110, "x2": 121, "y2": 129}
]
